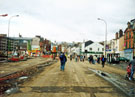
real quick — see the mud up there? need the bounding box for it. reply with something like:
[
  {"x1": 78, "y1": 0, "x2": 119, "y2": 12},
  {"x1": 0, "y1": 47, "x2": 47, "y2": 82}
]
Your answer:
[
  {"x1": 0, "y1": 59, "x2": 57, "y2": 95},
  {"x1": 88, "y1": 68, "x2": 135, "y2": 97}
]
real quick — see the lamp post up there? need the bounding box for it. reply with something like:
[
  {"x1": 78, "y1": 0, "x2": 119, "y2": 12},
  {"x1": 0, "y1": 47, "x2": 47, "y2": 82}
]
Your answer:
[
  {"x1": 7, "y1": 15, "x2": 19, "y2": 59},
  {"x1": 97, "y1": 18, "x2": 107, "y2": 58},
  {"x1": 8, "y1": 15, "x2": 19, "y2": 37}
]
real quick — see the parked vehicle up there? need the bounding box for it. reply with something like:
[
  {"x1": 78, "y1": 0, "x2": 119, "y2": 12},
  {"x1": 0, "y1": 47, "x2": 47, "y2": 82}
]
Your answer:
[
  {"x1": 19, "y1": 56, "x2": 27, "y2": 61},
  {"x1": 118, "y1": 57, "x2": 129, "y2": 62},
  {"x1": 8, "y1": 56, "x2": 19, "y2": 62}
]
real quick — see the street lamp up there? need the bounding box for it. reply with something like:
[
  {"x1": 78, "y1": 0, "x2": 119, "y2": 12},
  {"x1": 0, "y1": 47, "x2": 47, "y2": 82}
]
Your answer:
[
  {"x1": 7, "y1": 15, "x2": 19, "y2": 59},
  {"x1": 97, "y1": 18, "x2": 107, "y2": 58},
  {"x1": 8, "y1": 15, "x2": 19, "y2": 37}
]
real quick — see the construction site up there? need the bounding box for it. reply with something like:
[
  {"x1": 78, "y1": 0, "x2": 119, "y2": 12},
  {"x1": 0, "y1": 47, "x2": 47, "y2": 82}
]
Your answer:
[{"x1": 0, "y1": 57, "x2": 135, "y2": 97}]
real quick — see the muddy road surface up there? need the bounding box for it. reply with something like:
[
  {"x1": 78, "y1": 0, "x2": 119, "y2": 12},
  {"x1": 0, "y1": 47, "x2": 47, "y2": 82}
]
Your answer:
[{"x1": 7, "y1": 60, "x2": 127, "y2": 97}]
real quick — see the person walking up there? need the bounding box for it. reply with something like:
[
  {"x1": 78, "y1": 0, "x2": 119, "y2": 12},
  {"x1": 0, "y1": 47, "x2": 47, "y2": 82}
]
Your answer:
[
  {"x1": 75, "y1": 55, "x2": 78, "y2": 62},
  {"x1": 97, "y1": 56, "x2": 100, "y2": 64},
  {"x1": 101, "y1": 55, "x2": 105, "y2": 68},
  {"x1": 129, "y1": 56, "x2": 135, "y2": 81},
  {"x1": 93, "y1": 55, "x2": 97, "y2": 64},
  {"x1": 59, "y1": 53, "x2": 67, "y2": 71},
  {"x1": 70, "y1": 55, "x2": 72, "y2": 61}
]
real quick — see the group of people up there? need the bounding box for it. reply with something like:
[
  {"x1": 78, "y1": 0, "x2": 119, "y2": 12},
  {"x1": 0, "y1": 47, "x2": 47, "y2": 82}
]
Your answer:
[
  {"x1": 59, "y1": 53, "x2": 106, "y2": 72},
  {"x1": 70, "y1": 55, "x2": 85, "y2": 62},
  {"x1": 59, "y1": 53, "x2": 134, "y2": 81},
  {"x1": 88, "y1": 55, "x2": 106, "y2": 68}
]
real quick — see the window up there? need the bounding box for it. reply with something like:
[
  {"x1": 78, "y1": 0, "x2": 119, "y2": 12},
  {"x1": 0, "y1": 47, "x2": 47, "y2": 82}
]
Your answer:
[
  {"x1": 129, "y1": 32, "x2": 131, "y2": 38},
  {"x1": 126, "y1": 41, "x2": 127, "y2": 49},
  {"x1": 89, "y1": 48, "x2": 92, "y2": 51},
  {"x1": 98, "y1": 48, "x2": 99, "y2": 51},
  {"x1": 129, "y1": 41, "x2": 131, "y2": 48},
  {"x1": 126, "y1": 33, "x2": 128, "y2": 39},
  {"x1": 102, "y1": 48, "x2": 104, "y2": 51},
  {"x1": 134, "y1": 34, "x2": 135, "y2": 42}
]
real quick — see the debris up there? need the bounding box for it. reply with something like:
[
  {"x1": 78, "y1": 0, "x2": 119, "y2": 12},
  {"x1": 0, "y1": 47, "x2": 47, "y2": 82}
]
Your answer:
[
  {"x1": 5, "y1": 83, "x2": 18, "y2": 95},
  {"x1": 18, "y1": 76, "x2": 28, "y2": 80}
]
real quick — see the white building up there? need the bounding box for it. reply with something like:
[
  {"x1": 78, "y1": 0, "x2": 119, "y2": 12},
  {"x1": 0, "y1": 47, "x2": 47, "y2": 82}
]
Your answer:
[
  {"x1": 69, "y1": 47, "x2": 80, "y2": 55},
  {"x1": 81, "y1": 41, "x2": 104, "y2": 57},
  {"x1": 31, "y1": 37, "x2": 40, "y2": 51}
]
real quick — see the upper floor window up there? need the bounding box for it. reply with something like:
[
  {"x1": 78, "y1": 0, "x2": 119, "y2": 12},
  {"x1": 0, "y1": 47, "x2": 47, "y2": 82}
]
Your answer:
[
  {"x1": 102, "y1": 48, "x2": 104, "y2": 51},
  {"x1": 89, "y1": 48, "x2": 92, "y2": 51},
  {"x1": 129, "y1": 41, "x2": 131, "y2": 48},
  {"x1": 129, "y1": 32, "x2": 131, "y2": 38},
  {"x1": 126, "y1": 33, "x2": 128, "y2": 39},
  {"x1": 98, "y1": 48, "x2": 99, "y2": 51}
]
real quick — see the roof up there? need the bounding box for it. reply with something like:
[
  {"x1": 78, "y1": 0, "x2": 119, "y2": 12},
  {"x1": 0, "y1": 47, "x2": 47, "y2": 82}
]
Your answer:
[
  {"x1": 85, "y1": 40, "x2": 93, "y2": 47},
  {"x1": 131, "y1": 19, "x2": 135, "y2": 22},
  {"x1": 9, "y1": 37, "x2": 33, "y2": 40}
]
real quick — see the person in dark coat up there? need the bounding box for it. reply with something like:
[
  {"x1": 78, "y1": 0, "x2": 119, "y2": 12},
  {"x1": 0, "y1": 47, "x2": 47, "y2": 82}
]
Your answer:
[
  {"x1": 59, "y1": 53, "x2": 67, "y2": 71},
  {"x1": 101, "y1": 55, "x2": 105, "y2": 68},
  {"x1": 129, "y1": 56, "x2": 135, "y2": 80},
  {"x1": 97, "y1": 57, "x2": 100, "y2": 64}
]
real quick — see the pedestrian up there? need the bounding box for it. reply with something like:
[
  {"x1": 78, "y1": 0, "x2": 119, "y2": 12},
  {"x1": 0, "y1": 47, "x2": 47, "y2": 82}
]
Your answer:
[
  {"x1": 59, "y1": 53, "x2": 67, "y2": 71},
  {"x1": 75, "y1": 55, "x2": 78, "y2": 62},
  {"x1": 93, "y1": 55, "x2": 97, "y2": 64},
  {"x1": 129, "y1": 56, "x2": 135, "y2": 81},
  {"x1": 80, "y1": 55, "x2": 83, "y2": 62},
  {"x1": 82, "y1": 55, "x2": 85, "y2": 62},
  {"x1": 91, "y1": 55, "x2": 93, "y2": 64},
  {"x1": 97, "y1": 56, "x2": 100, "y2": 64},
  {"x1": 101, "y1": 55, "x2": 105, "y2": 68},
  {"x1": 70, "y1": 55, "x2": 72, "y2": 61},
  {"x1": 126, "y1": 63, "x2": 131, "y2": 78},
  {"x1": 88, "y1": 56, "x2": 91, "y2": 63}
]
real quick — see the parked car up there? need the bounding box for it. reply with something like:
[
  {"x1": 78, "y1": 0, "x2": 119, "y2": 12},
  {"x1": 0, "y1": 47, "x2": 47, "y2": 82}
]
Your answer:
[
  {"x1": 118, "y1": 57, "x2": 129, "y2": 62},
  {"x1": 8, "y1": 56, "x2": 19, "y2": 62}
]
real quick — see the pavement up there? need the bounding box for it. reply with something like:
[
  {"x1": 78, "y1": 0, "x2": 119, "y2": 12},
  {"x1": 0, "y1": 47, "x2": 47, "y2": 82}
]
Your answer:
[{"x1": 4, "y1": 59, "x2": 130, "y2": 97}]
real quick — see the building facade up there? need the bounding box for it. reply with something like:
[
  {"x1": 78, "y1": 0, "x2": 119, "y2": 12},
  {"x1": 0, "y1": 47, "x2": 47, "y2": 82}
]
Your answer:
[
  {"x1": 0, "y1": 34, "x2": 7, "y2": 57},
  {"x1": 124, "y1": 19, "x2": 135, "y2": 60},
  {"x1": 82, "y1": 42, "x2": 104, "y2": 57}
]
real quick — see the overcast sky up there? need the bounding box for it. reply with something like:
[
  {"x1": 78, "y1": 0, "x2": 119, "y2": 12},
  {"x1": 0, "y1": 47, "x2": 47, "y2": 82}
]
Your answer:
[{"x1": 0, "y1": 0, "x2": 135, "y2": 42}]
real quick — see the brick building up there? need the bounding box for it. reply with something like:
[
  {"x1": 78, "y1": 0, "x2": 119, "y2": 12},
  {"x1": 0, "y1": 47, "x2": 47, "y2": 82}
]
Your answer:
[{"x1": 124, "y1": 19, "x2": 135, "y2": 60}]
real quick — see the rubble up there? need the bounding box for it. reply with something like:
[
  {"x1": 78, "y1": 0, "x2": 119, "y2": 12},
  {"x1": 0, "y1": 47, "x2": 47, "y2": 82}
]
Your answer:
[{"x1": 0, "y1": 59, "x2": 57, "y2": 95}]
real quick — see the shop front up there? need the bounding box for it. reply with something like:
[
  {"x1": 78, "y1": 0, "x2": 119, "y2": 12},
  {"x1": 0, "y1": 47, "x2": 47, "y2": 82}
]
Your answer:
[{"x1": 124, "y1": 49, "x2": 133, "y2": 61}]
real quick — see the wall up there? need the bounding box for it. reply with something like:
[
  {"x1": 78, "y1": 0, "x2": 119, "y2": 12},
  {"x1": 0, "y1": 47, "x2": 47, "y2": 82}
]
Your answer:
[{"x1": 85, "y1": 42, "x2": 104, "y2": 57}]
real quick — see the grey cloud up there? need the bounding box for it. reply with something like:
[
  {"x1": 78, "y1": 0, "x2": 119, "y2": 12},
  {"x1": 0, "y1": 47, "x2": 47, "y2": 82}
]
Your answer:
[{"x1": 0, "y1": 0, "x2": 135, "y2": 42}]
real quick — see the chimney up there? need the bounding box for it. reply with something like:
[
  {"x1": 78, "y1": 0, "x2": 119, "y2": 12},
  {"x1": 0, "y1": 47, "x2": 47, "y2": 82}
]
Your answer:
[
  {"x1": 116, "y1": 32, "x2": 118, "y2": 39},
  {"x1": 19, "y1": 33, "x2": 22, "y2": 37},
  {"x1": 127, "y1": 22, "x2": 131, "y2": 28},
  {"x1": 119, "y1": 29, "x2": 123, "y2": 38}
]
